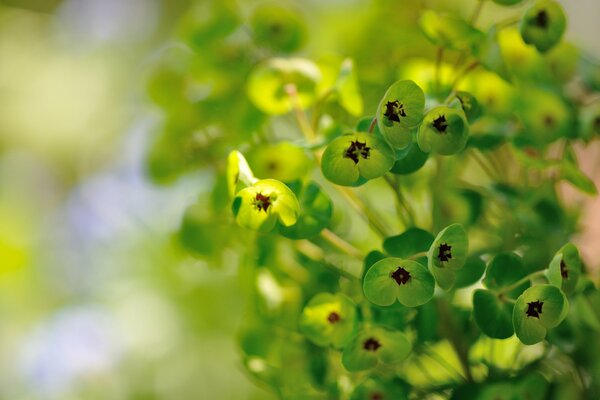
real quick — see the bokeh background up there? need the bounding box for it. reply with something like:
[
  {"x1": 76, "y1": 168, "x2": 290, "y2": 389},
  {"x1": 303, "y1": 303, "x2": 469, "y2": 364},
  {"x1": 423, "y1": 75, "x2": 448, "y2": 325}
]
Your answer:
[{"x1": 0, "y1": 0, "x2": 599, "y2": 399}]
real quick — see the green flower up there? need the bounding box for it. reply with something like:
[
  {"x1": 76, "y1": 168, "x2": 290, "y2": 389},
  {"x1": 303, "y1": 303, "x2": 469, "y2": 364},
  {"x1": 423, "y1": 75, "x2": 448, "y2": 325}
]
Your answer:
[
  {"x1": 298, "y1": 293, "x2": 357, "y2": 348},
  {"x1": 519, "y1": 0, "x2": 566, "y2": 53},
  {"x1": 428, "y1": 224, "x2": 469, "y2": 290},
  {"x1": 547, "y1": 243, "x2": 582, "y2": 295},
  {"x1": 232, "y1": 179, "x2": 299, "y2": 232},
  {"x1": 417, "y1": 106, "x2": 469, "y2": 155},
  {"x1": 363, "y1": 258, "x2": 434, "y2": 307},
  {"x1": 376, "y1": 80, "x2": 425, "y2": 149},
  {"x1": 250, "y1": 5, "x2": 307, "y2": 53},
  {"x1": 513, "y1": 284, "x2": 568, "y2": 345},
  {"x1": 321, "y1": 132, "x2": 394, "y2": 186},
  {"x1": 342, "y1": 326, "x2": 412, "y2": 372}
]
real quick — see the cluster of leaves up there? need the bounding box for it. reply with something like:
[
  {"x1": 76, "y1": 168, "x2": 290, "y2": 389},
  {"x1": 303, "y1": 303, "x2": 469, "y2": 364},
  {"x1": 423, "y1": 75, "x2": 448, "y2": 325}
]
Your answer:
[{"x1": 146, "y1": 0, "x2": 600, "y2": 399}]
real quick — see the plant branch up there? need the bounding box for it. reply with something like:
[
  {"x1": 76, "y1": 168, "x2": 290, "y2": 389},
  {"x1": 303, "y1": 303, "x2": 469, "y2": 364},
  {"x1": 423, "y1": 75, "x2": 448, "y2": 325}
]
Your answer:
[
  {"x1": 320, "y1": 228, "x2": 363, "y2": 260},
  {"x1": 286, "y1": 83, "x2": 317, "y2": 142},
  {"x1": 497, "y1": 270, "x2": 547, "y2": 295},
  {"x1": 383, "y1": 174, "x2": 415, "y2": 226}
]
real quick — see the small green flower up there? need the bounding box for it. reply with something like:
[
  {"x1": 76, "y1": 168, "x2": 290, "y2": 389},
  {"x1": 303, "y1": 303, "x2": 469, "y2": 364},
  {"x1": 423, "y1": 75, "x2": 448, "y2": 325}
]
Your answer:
[
  {"x1": 232, "y1": 179, "x2": 299, "y2": 232},
  {"x1": 376, "y1": 80, "x2": 425, "y2": 149},
  {"x1": 417, "y1": 106, "x2": 469, "y2": 155},
  {"x1": 250, "y1": 5, "x2": 307, "y2": 54},
  {"x1": 419, "y1": 10, "x2": 484, "y2": 52},
  {"x1": 428, "y1": 224, "x2": 468, "y2": 290},
  {"x1": 321, "y1": 132, "x2": 394, "y2": 186},
  {"x1": 278, "y1": 181, "x2": 333, "y2": 239},
  {"x1": 363, "y1": 258, "x2": 435, "y2": 307},
  {"x1": 513, "y1": 284, "x2": 569, "y2": 345},
  {"x1": 247, "y1": 142, "x2": 311, "y2": 183},
  {"x1": 342, "y1": 326, "x2": 412, "y2": 372},
  {"x1": 519, "y1": 0, "x2": 566, "y2": 53},
  {"x1": 298, "y1": 292, "x2": 357, "y2": 348},
  {"x1": 547, "y1": 243, "x2": 582, "y2": 295}
]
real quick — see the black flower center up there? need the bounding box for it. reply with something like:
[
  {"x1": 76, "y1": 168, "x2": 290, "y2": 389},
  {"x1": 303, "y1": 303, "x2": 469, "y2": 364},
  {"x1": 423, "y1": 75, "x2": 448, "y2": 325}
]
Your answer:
[
  {"x1": 433, "y1": 115, "x2": 448, "y2": 133},
  {"x1": 560, "y1": 260, "x2": 568, "y2": 279},
  {"x1": 370, "y1": 392, "x2": 384, "y2": 400},
  {"x1": 254, "y1": 192, "x2": 272, "y2": 212},
  {"x1": 384, "y1": 100, "x2": 407, "y2": 123},
  {"x1": 327, "y1": 311, "x2": 341, "y2": 324},
  {"x1": 534, "y1": 10, "x2": 549, "y2": 29},
  {"x1": 363, "y1": 337, "x2": 381, "y2": 352},
  {"x1": 344, "y1": 140, "x2": 371, "y2": 164},
  {"x1": 391, "y1": 266, "x2": 411, "y2": 285},
  {"x1": 543, "y1": 114, "x2": 555, "y2": 128},
  {"x1": 593, "y1": 116, "x2": 600, "y2": 131},
  {"x1": 438, "y1": 243, "x2": 452, "y2": 262},
  {"x1": 526, "y1": 300, "x2": 544, "y2": 318}
]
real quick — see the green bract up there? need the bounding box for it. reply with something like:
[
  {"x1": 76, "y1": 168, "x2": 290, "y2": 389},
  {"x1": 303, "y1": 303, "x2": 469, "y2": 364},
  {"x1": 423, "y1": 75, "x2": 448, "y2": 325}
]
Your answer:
[
  {"x1": 454, "y1": 91, "x2": 481, "y2": 123},
  {"x1": 473, "y1": 289, "x2": 515, "y2": 339},
  {"x1": 232, "y1": 179, "x2": 299, "y2": 232},
  {"x1": 513, "y1": 284, "x2": 569, "y2": 345},
  {"x1": 341, "y1": 326, "x2": 411, "y2": 372},
  {"x1": 483, "y1": 253, "x2": 530, "y2": 298},
  {"x1": 279, "y1": 181, "x2": 332, "y2": 239},
  {"x1": 417, "y1": 106, "x2": 469, "y2": 155},
  {"x1": 247, "y1": 58, "x2": 321, "y2": 115},
  {"x1": 547, "y1": 243, "x2": 582, "y2": 295},
  {"x1": 250, "y1": 5, "x2": 307, "y2": 53},
  {"x1": 363, "y1": 258, "x2": 435, "y2": 307},
  {"x1": 390, "y1": 139, "x2": 429, "y2": 175},
  {"x1": 519, "y1": 0, "x2": 566, "y2": 53},
  {"x1": 227, "y1": 150, "x2": 257, "y2": 197},
  {"x1": 428, "y1": 224, "x2": 468, "y2": 271},
  {"x1": 349, "y1": 378, "x2": 408, "y2": 400},
  {"x1": 383, "y1": 227, "x2": 434, "y2": 259},
  {"x1": 493, "y1": 0, "x2": 524, "y2": 5},
  {"x1": 247, "y1": 142, "x2": 311, "y2": 183},
  {"x1": 376, "y1": 80, "x2": 425, "y2": 148},
  {"x1": 321, "y1": 132, "x2": 394, "y2": 186},
  {"x1": 298, "y1": 293, "x2": 357, "y2": 348}
]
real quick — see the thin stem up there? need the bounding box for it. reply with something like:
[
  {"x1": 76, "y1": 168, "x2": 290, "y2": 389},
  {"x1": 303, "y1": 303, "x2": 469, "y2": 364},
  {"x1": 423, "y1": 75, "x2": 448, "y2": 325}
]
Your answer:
[
  {"x1": 409, "y1": 251, "x2": 428, "y2": 260},
  {"x1": 435, "y1": 47, "x2": 445, "y2": 97},
  {"x1": 320, "y1": 228, "x2": 363, "y2": 260},
  {"x1": 497, "y1": 270, "x2": 547, "y2": 295},
  {"x1": 311, "y1": 88, "x2": 335, "y2": 133},
  {"x1": 470, "y1": 0, "x2": 485, "y2": 25},
  {"x1": 295, "y1": 240, "x2": 360, "y2": 281},
  {"x1": 368, "y1": 117, "x2": 377, "y2": 133},
  {"x1": 383, "y1": 174, "x2": 415, "y2": 226},
  {"x1": 286, "y1": 83, "x2": 316, "y2": 142},
  {"x1": 338, "y1": 187, "x2": 390, "y2": 238},
  {"x1": 423, "y1": 346, "x2": 467, "y2": 381},
  {"x1": 450, "y1": 60, "x2": 479, "y2": 92},
  {"x1": 471, "y1": 149, "x2": 499, "y2": 181}
]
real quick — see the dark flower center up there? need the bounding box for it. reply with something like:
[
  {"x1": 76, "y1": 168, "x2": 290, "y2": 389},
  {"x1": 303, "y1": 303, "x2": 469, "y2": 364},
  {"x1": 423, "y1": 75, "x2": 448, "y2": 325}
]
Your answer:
[
  {"x1": 384, "y1": 100, "x2": 407, "y2": 123},
  {"x1": 391, "y1": 266, "x2": 411, "y2": 285},
  {"x1": 526, "y1": 300, "x2": 544, "y2": 318},
  {"x1": 370, "y1": 392, "x2": 384, "y2": 400},
  {"x1": 593, "y1": 116, "x2": 600, "y2": 131},
  {"x1": 560, "y1": 260, "x2": 568, "y2": 279},
  {"x1": 363, "y1": 337, "x2": 381, "y2": 352},
  {"x1": 534, "y1": 10, "x2": 549, "y2": 28},
  {"x1": 543, "y1": 114, "x2": 555, "y2": 128},
  {"x1": 344, "y1": 140, "x2": 371, "y2": 164},
  {"x1": 327, "y1": 311, "x2": 341, "y2": 324},
  {"x1": 254, "y1": 193, "x2": 272, "y2": 212},
  {"x1": 438, "y1": 243, "x2": 452, "y2": 262},
  {"x1": 433, "y1": 115, "x2": 448, "y2": 133}
]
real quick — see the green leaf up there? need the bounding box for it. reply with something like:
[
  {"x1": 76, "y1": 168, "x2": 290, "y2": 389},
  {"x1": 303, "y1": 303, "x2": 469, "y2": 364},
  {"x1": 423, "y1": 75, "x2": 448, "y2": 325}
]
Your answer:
[
  {"x1": 247, "y1": 58, "x2": 321, "y2": 115},
  {"x1": 247, "y1": 142, "x2": 311, "y2": 182},
  {"x1": 474, "y1": 26, "x2": 512, "y2": 82},
  {"x1": 431, "y1": 264, "x2": 457, "y2": 290},
  {"x1": 428, "y1": 224, "x2": 469, "y2": 271},
  {"x1": 513, "y1": 284, "x2": 568, "y2": 344},
  {"x1": 376, "y1": 80, "x2": 426, "y2": 148},
  {"x1": 482, "y1": 253, "x2": 530, "y2": 298},
  {"x1": 560, "y1": 161, "x2": 597, "y2": 195},
  {"x1": 299, "y1": 292, "x2": 357, "y2": 348},
  {"x1": 227, "y1": 150, "x2": 256, "y2": 197},
  {"x1": 364, "y1": 258, "x2": 435, "y2": 307},
  {"x1": 417, "y1": 106, "x2": 469, "y2": 155},
  {"x1": 419, "y1": 10, "x2": 484, "y2": 51},
  {"x1": 233, "y1": 179, "x2": 300, "y2": 232},
  {"x1": 383, "y1": 227, "x2": 434, "y2": 259},
  {"x1": 321, "y1": 132, "x2": 394, "y2": 186},
  {"x1": 547, "y1": 243, "x2": 582, "y2": 295},
  {"x1": 279, "y1": 181, "x2": 333, "y2": 239},
  {"x1": 342, "y1": 326, "x2": 412, "y2": 372},
  {"x1": 335, "y1": 58, "x2": 364, "y2": 116},
  {"x1": 250, "y1": 5, "x2": 307, "y2": 53},
  {"x1": 519, "y1": 0, "x2": 566, "y2": 53},
  {"x1": 473, "y1": 289, "x2": 515, "y2": 339},
  {"x1": 390, "y1": 139, "x2": 429, "y2": 175},
  {"x1": 455, "y1": 256, "x2": 486, "y2": 288}
]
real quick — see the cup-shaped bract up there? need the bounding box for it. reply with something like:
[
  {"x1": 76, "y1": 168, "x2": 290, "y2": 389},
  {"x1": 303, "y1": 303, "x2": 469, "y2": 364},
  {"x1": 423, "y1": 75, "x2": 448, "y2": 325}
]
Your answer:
[
  {"x1": 513, "y1": 284, "x2": 569, "y2": 345},
  {"x1": 483, "y1": 252, "x2": 530, "y2": 298},
  {"x1": 349, "y1": 378, "x2": 408, "y2": 400},
  {"x1": 247, "y1": 58, "x2": 321, "y2": 115},
  {"x1": 247, "y1": 142, "x2": 311, "y2": 183},
  {"x1": 417, "y1": 106, "x2": 469, "y2": 155},
  {"x1": 279, "y1": 181, "x2": 333, "y2": 239},
  {"x1": 473, "y1": 289, "x2": 515, "y2": 339},
  {"x1": 321, "y1": 132, "x2": 395, "y2": 186},
  {"x1": 299, "y1": 293, "x2": 357, "y2": 348},
  {"x1": 227, "y1": 150, "x2": 257, "y2": 198},
  {"x1": 419, "y1": 10, "x2": 484, "y2": 52},
  {"x1": 428, "y1": 224, "x2": 469, "y2": 271},
  {"x1": 547, "y1": 243, "x2": 582, "y2": 296},
  {"x1": 363, "y1": 258, "x2": 435, "y2": 307},
  {"x1": 519, "y1": 0, "x2": 566, "y2": 53},
  {"x1": 376, "y1": 80, "x2": 425, "y2": 149},
  {"x1": 342, "y1": 326, "x2": 412, "y2": 372},
  {"x1": 232, "y1": 179, "x2": 300, "y2": 232},
  {"x1": 454, "y1": 91, "x2": 481, "y2": 123},
  {"x1": 250, "y1": 5, "x2": 307, "y2": 53}
]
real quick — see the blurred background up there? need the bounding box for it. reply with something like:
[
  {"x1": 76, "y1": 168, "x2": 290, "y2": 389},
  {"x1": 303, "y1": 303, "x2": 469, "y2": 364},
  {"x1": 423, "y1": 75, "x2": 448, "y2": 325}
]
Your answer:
[{"x1": 0, "y1": 0, "x2": 598, "y2": 399}]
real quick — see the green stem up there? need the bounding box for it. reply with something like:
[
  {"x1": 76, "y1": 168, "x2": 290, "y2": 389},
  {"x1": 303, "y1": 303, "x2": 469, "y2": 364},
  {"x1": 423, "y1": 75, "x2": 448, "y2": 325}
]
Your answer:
[
  {"x1": 450, "y1": 60, "x2": 479, "y2": 92},
  {"x1": 338, "y1": 187, "x2": 391, "y2": 238},
  {"x1": 320, "y1": 228, "x2": 363, "y2": 260},
  {"x1": 295, "y1": 240, "x2": 360, "y2": 281},
  {"x1": 409, "y1": 251, "x2": 428, "y2": 260},
  {"x1": 383, "y1": 174, "x2": 415, "y2": 226},
  {"x1": 286, "y1": 83, "x2": 316, "y2": 142},
  {"x1": 435, "y1": 47, "x2": 445, "y2": 98},
  {"x1": 311, "y1": 88, "x2": 335, "y2": 133},
  {"x1": 497, "y1": 270, "x2": 547, "y2": 295},
  {"x1": 423, "y1": 345, "x2": 467, "y2": 381},
  {"x1": 368, "y1": 117, "x2": 377, "y2": 133},
  {"x1": 470, "y1": 0, "x2": 485, "y2": 25}
]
